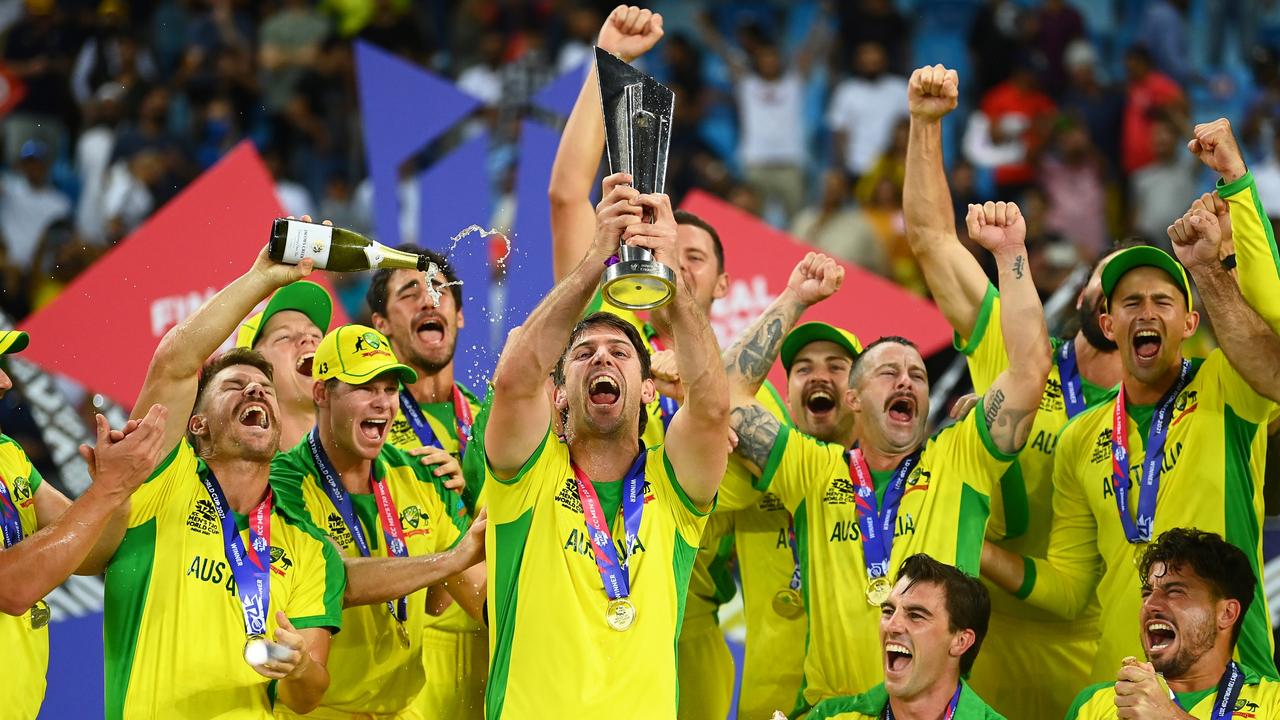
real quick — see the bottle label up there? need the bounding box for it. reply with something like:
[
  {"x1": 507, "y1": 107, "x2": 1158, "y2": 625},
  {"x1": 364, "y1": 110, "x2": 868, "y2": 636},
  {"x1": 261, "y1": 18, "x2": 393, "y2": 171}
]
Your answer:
[
  {"x1": 362, "y1": 245, "x2": 385, "y2": 268},
  {"x1": 282, "y1": 222, "x2": 334, "y2": 269}
]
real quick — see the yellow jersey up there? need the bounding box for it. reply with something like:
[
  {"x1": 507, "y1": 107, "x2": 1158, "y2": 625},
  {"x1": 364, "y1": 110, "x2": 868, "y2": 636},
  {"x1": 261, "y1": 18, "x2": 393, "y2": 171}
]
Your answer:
[
  {"x1": 1067, "y1": 666, "x2": 1280, "y2": 719},
  {"x1": 757, "y1": 409, "x2": 1013, "y2": 714},
  {"x1": 483, "y1": 429, "x2": 709, "y2": 719},
  {"x1": 1220, "y1": 171, "x2": 1280, "y2": 334},
  {"x1": 1019, "y1": 350, "x2": 1277, "y2": 681},
  {"x1": 808, "y1": 681, "x2": 1006, "y2": 719},
  {"x1": 269, "y1": 438, "x2": 465, "y2": 714},
  {"x1": 0, "y1": 436, "x2": 46, "y2": 720},
  {"x1": 104, "y1": 440, "x2": 345, "y2": 720}
]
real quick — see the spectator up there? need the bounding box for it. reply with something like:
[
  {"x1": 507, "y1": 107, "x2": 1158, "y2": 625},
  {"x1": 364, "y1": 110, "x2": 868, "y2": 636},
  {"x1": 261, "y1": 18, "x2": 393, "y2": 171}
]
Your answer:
[
  {"x1": 3, "y1": 3, "x2": 77, "y2": 160},
  {"x1": 1029, "y1": 0, "x2": 1085, "y2": 97},
  {"x1": 318, "y1": 173, "x2": 366, "y2": 236},
  {"x1": 855, "y1": 117, "x2": 909, "y2": 207},
  {"x1": 836, "y1": 0, "x2": 911, "y2": 75},
  {"x1": 75, "y1": 84, "x2": 125, "y2": 244},
  {"x1": 28, "y1": 220, "x2": 98, "y2": 311},
  {"x1": 1122, "y1": 45, "x2": 1185, "y2": 175},
  {"x1": 263, "y1": 145, "x2": 315, "y2": 220},
  {"x1": 557, "y1": 5, "x2": 598, "y2": 73},
  {"x1": 1060, "y1": 39, "x2": 1124, "y2": 172},
  {"x1": 1249, "y1": 128, "x2": 1280, "y2": 227},
  {"x1": 457, "y1": 31, "x2": 504, "y2": 107},
  {"x1": 0, "y1": 139, "x2": 71, "y2": 271},
  {"x1": 258, "y1": 0, "x2": 330, "y2": 112},
  {"x1": 701, "y1": 11, "x2": 829, "y2": 224},
  {"x1": 1040, "y1": 120, "x2": 1108, "y2": 259},
  {"x1": 193, "y1": 95, "x2": 243, "y2": 170},
  {"x1": 101, "y1": 148, "x2": 163, "y2": 241},
  {"x1": 71, "y1": 10, "x2": 156, "y2": 108},
  {"x1": 863, "y1": 174, "x2": 923, "y2": 296},
  {"x1": 1136, "y1": 0, "x2": 1192, "y2": 86},
  {"x1": 1130, "y1": 113, "x2": 1199, "y2": 247},
  {"x1": 827, "y1": 42, "x2": 908, "y2": 186},
  {"x1": 791, "y1": 169, "x2": 888, "y2": 276},
  {"x1": 966, "y1": 0, "x2": 1024, "y2": 101},
  {"x1": 975, "y1": 62, "x2": 1056, "y2": 198}
]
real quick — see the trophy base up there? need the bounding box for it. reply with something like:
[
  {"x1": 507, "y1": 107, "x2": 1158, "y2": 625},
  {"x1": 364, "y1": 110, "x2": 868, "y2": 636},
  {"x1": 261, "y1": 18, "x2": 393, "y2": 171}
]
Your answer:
[{"x1": 602, "y1": 260, "x2": 676, "y2": 310}]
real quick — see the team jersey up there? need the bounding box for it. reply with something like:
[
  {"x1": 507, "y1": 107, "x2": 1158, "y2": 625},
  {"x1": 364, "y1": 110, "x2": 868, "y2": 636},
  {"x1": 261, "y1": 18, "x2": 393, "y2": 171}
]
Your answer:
[
  {"x1": 1220, "y1": 171, "x2": 1280, "y2": 334},
  {"x1": 756, "y1": 407, "x2": 1014, "y2": 713},
  {"x1": 483, "y1": 427, "x2": 709, "y2": 719},
  {"x1": 268, "y1": 438, "x2": 465, "y2": 714},
  {"x1": 681, "y1": 511, "x2": 736, "y2": 636},
  {"x1": 957, "y1": 285, "x2": 1109, "y2": 718},
  {"x1": 1067, "y1": 667, "x2": 1280, "y2": 719},
  {"x1": 808, "y1": 681, "x2": 1006, "y2": 720},
  {"x1": 386, "y1": 382, "x2": 484, "y2": 639},
  {"x1": 1019, "y1": 350, "x2": 1277, "y2": 681},
  {"x1": 104, "y1": 440, "x2": 345, "y2": 720},
  {"x1": 0, "y1": 436, "x2": 46, "y2": 720}
]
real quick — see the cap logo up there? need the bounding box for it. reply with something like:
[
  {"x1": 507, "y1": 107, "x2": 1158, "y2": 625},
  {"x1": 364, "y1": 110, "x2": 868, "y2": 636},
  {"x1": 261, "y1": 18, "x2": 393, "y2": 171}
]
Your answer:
[{"x1": 353, "y1": 331, "x2": 391, "y2": 359}]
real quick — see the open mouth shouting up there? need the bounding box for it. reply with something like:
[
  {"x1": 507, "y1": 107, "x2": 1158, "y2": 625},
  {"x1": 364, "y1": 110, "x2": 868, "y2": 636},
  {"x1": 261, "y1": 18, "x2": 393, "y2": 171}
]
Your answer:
[
  {"x1": 237, "y1": 402, "x2": 271, "y2": 431},
  {"x1": 884, "y1": 640, "x2": 913, "y2": 675},
  {"x1": 415, "y1": 313, "x2": 447, "y2": 347},
  {"x1": 885, "y1": 393, "x2": 916, "y2": 425},
  {"x1": 295, "y1": 352, "x2": 315, "y2": 378},
  {"x1": 588, "y1": 373, "x2": 622, "y2": 407},
  {"x1": 358, "y1": 417, "x2": 389, "y2": 443},
  {"x1": 1145, "y1": 617, "x2": 1178, "y2": 654},
  {"x1": 1132, "y1": 327, "x2": 1163, "y2": 364},
  {"x1": 803, "y1": 384, "x2": 838, "y2": 419}
]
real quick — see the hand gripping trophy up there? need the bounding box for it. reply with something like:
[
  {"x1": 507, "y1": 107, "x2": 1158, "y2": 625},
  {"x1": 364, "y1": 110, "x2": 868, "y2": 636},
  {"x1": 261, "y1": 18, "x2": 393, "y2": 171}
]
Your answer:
[{"x1": 595, "y1": 46, "x2": 677, "y2": 310}]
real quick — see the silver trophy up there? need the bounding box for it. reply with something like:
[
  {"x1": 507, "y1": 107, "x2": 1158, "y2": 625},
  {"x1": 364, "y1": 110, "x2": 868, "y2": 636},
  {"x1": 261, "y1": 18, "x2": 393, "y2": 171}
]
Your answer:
[{"x1": 596, "y1": 46, "x2": 677, "y2": 310}]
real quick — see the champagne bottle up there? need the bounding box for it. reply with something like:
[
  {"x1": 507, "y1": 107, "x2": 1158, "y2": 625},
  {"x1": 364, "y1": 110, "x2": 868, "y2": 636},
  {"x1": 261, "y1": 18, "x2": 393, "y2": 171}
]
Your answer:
[{"x1": 268, "y1": 218, "x2": 433, "y2": 272}]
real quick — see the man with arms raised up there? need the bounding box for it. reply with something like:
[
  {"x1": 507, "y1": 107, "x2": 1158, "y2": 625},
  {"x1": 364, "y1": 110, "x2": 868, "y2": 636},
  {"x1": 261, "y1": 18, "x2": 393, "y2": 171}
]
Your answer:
[
  {"x1": 367, "y1": 249, "x2": 487, "y2": 718},
  {"x1": 483, "y1": 174, "x2": 728, "y2": 718},
  {"x1": 726, "y1": 204, "x2": 1050, "y2": 715},
  {"x1": 107, "y1": 248, "x2": 347, "y2": 719},
  {"x1": 270, "y1": 323, "x2": 487, "y2": 719},
  {"x1": 1067, "y1": 528, "x2": 1280, "y2": 719},
  {"x1": 903, "y1": 63, "x2": 1123, "y2": 718},
  {"x1": 805, "y1": 554, "x2": 1004, "y2": 720},
  {"x1": 0, "y1": 331, "x2": 167, "y2": 720},
  {"x1": 981, "y1": 204, "x2": 1280, "y2": 681}
]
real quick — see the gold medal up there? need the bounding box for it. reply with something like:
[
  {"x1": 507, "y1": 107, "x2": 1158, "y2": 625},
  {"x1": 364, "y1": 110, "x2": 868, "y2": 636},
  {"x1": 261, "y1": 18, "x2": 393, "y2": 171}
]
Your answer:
[
  {"x1": 866, "y1": 577, "x2": 891, "y2": 606},
  {"x1": 772, "y1": 588, "x2": 804, "y2": 619},
  {"x1": 395, "y1": 619, "x2": 411, "y2": 648},
  {"x1": 28, "y1": 600, "x2": 49, "y2": 630},
  {"x1": 606, "y1": 598, "x2": 636, "y2": 631}
]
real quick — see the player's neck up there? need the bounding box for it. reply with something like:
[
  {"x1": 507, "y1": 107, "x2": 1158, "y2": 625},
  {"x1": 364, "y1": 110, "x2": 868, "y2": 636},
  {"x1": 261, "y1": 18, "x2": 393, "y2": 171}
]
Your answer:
[
  {"x1": 277, "y1": 407, "x2": 314, "y2": 454},
  {"x1": 1123, "y1": 354, "x2": 1185, "y2": 406},
  {"x1": 317, "y1": 421, "x2": 374, "y2": 494},
  {"x1": 887, "y1": 677, "x2": 962, "y2": 720},
  {"x1": 406, "y1": 360, "x2": 457, "y2": 404},
  {"x1": 1072, "y1": 333, "x2": 1123, "y2": 388},
  {"x1": 861, "y1": 435, "x2": 917, "y2": 473},
  {"x1": 567, "y1": 433, "x2": 642, "y2": 484},
  {"x1": 206, "y1": 457, "x2": 272, "y2": 515},
  {"x1": 1166, "y1": 647, "x2": 1235, "y2": 694}
]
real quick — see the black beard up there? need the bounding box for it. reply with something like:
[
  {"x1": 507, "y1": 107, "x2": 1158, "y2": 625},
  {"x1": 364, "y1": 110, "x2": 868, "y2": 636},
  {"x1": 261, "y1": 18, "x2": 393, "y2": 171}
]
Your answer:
[
  {"x1": 1151, "y1": 619, "x2": 1216, "y2": 679},
  {"x1": 1077, "y1": 298, "x2": 1118, "y2": 352}
]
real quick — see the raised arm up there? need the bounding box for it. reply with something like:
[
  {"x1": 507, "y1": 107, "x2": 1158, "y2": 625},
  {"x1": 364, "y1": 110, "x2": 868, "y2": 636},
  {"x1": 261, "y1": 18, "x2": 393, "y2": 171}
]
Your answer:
[
  {"x1": 487, "y1": 175, "x2": 641, "y2": 477},
  {"x1": 723, "y1": 254, "x2": 843, "y2": 474},
  {"x1": 133, "y1": 243, "x2": 313, "y2": 454},
  {"x1": 965, "y1": 202, "x2": 1052, "y2": 454},
  {"x1": 643, "y1": 195, "x2": 729, "y2": 507},
  {"x1": 0, "y1": 406, "x2": 167, "y2": 615},
  {"x1": 549, "y1": 5, "x2": 664, "y2": 281},
  {"x1": 903, "y1": 65, "x2": 991, "y2": 338},
  {"x1": 1170, "y1": 204, "x2": 1280, "y2": 401}
]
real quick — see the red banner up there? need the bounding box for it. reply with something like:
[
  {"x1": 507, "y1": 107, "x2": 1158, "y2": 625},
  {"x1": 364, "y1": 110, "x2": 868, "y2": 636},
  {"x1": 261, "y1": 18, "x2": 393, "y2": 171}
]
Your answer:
[
  {"x1": 678, "y1": 190, "x2": 953, "y2": 392},
  {"x1": 19, "y1": 142, "x2": 350, "y2": 409}
]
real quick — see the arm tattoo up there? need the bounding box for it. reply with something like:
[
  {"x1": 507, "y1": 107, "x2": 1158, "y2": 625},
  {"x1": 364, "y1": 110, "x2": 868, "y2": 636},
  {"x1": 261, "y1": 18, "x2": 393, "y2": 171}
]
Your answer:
[
  {"x1": 733, "y1": 316, "x2": 786, "y2": 383},
  {"x1": 1012, "y1": 255, "x2": 1025, "y2": 280},
  {"x1": 983, "y1": 389, "x2": 1005, "y2": 428},
  {"x1": 730, "y1": 404, "x2": 781, "y2": 470}
]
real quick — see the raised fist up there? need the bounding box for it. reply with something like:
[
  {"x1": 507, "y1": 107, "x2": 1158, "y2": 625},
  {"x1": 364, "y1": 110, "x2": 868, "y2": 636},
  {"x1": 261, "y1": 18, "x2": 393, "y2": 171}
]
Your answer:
[
  {"x1": 598, "y1": 6, "x2": 664, "y2": 63},
  {"x1": 965, "y1": 202, "x2": 1026, "y2": 254},
  {"x1": 908, "y1": 64, "x2": 959, "y2": 122},
  {"x1": 786, "y1": 252, "x2": 844, "y2": 306},
  {"x1": 1168, "y1": 203, "x2": 1222, "y2": 272},
  {"x1": 1187, "y1": 118, "x2": 1247, "y2": 183}
]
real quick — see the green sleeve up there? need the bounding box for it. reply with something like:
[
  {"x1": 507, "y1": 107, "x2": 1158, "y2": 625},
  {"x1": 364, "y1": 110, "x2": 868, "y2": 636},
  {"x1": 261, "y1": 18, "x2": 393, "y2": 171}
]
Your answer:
[
  {"x1": 286, "y1": 518, "x2": 347, "y2": 634},
  {"x1": 27, "y1": 462, "x2": 42, "y2": 493},
  {"x1": 1219, "y1": 171, "x2": 1280, "y2": 335}
]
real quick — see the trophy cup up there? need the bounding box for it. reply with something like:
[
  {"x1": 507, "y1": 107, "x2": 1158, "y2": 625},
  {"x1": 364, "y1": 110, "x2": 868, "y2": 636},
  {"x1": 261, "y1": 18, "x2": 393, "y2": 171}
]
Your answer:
[{"x1": 596, "y1": 46, "x2": 677, "y2": 310}]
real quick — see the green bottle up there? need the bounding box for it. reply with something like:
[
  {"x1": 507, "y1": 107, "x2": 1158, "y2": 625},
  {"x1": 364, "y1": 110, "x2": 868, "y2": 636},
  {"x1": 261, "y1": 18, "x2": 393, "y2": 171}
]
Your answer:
[{"x1": 269, "y1": 218, "x2": 433, "y2": 272}]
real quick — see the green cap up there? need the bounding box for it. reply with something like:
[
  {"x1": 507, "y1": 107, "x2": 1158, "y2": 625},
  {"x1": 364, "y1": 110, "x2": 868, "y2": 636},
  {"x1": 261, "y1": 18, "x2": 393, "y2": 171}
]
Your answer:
[
  {"x1": 780, "y1": 322, "x2": 863, "y2": 374},
  {"x1": 1101, "y1": 246, "x2": 1193, "y2": 313},
  {"x1": 0, "y1": 331, "x2": 28, "y2": 355},
  {"x1": 237, "y1": 281, "x2": 333, "y2": 349}
]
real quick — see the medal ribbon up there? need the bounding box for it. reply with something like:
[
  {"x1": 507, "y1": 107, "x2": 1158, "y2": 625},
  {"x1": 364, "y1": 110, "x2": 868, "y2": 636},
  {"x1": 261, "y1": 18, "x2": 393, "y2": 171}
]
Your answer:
[
  {"x1": 884, "y1": 683, "x2": 962, "y2": 720},
  {"x1": 1111, "y1": 359, "x2": 1190, "y2": 544},
  {"x1": 1056, "y1": 341, "x2": 1086, "y2": 419},
  {"x1": 785, "y1": 517, "x2": 801, "y2": 591},
  {"x1": 646, "y1": 334, "x2": 680, "y2": 431},
  {"x1": 1169, "y1": 661, "x2": 1243, "y2": 719},
  {"x1": 199, "y1": 469, "x2": 272, "y2": 638},
  {"x1": 399, "y1": 385, "x2": 474, "y2": 456},
  {"x1": 0, "y1": 478, "x2": 24, "y2": 548},
  {"x1": 848, "y1": 447, "x2": 920, "y2": 584},
  {"x1": 571, "y1": 446, "x2": 647, "y2": 602},
  {"x1": 308, "y1": 428, "x2": 409, "y2": 621}
]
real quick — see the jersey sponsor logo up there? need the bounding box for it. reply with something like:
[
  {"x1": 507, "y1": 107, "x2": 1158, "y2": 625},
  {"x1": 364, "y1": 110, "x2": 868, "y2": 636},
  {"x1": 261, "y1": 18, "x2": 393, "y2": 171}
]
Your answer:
[
  {"x1": 10, "y1": 476, "x2": 32, "y2": 507},
  {"x1": 758, "y1": 492, "x2": 785, "y2": 513},
  {"x1": 1030, "y1": 429, "x2": 1058, "y2": 455},
  {"x1": 554, "y1": 478, "x2": 584, "y2": 513},
  {"x1": 1234, "y1": 698, "x2": 1259, "y2": 716},
  {"x1": 387, "y1": 417, "x2": 416, "y2": 448},
  {"x1": 827, "y1": 513, "x2": 917, "y2": 543},
  {"x1": 823, "y1": 476, "x2": 857, "y2": 505},
  {"x1": 270, "y1": 546, "x2": 293, "y2": 576},
  {"x1": 400, "y1": 504, "x2": 433, "y2": 538},
  {"x1": 563, "y1": 527, "x2": 646, "y2": 561},
  {"x1": 186, "y1": 499, "x2": 220, "y2": 535},
  {"x1": 1090, "y1": 429, "x2": 1114, "y2": 464},
  {"x1": 641, "y1": 480, "x2": 655, "y2": 504},
  {"x1": 325, "y1": 512, "x2": 356, "y2": 549},
  {"x1": 1100, "y1": 441, "x2": 1184, "y2": 499},
  {"x1": 1172, "y1": 389, "x2": 1199, "y2": 426},
  {"x1": 1041, "y1": 378, "x2": 1065, "y2": 412}
]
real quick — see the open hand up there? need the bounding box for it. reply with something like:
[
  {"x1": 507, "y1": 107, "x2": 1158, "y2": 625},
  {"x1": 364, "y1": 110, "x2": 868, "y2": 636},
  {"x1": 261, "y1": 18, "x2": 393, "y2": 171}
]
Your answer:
[
  {"x1": 80, "y1": 404, "x2": 169, "y2": 499},
  {"x1": 406, "y1": 444, "x2": 464, "y2": 494}
]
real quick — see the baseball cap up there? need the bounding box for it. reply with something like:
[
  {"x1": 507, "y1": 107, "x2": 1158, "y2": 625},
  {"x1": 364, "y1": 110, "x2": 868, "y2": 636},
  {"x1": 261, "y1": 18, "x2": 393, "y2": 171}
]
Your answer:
[
  {"x1": 1101, "y1": 246, "x2": 1193, "y2": 313},
  {"x1": 780, "y1": 322, "x2": 863, "y2": 374},
  {"x1": 236, "y1": 281, "x2": 333, "y2": 349},
  {"x1": 313, "y1": 324, "x2": 417, "y2": 386},
  {"x1": 0, "y1": 331, "x2": 29, "y2": 355}
]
